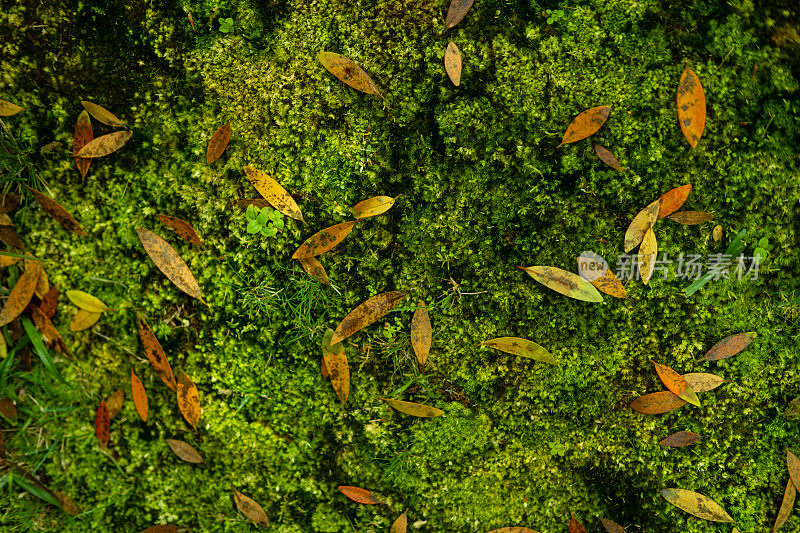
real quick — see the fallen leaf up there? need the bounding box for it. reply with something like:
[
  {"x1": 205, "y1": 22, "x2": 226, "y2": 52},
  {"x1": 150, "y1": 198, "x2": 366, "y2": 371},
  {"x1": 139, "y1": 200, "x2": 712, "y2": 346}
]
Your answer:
[
  {"x1": 318, "y1": 52, "x2": 383, "y2": 98},
  {"x1": 131, "y1": 368, "x2": 148, "y2": 422},
  {"x1": 638, "y1": 227, "x2": 657, "y2": 285},
  {"x1": 623, "y1": 199, "x2": 660, "y2": 252},
  {"x1": 704, "y1": 332, "x2": 756, "y2": 361},
  {"x1": 73, "y1": 110, "x2": 92, "y2": 179},
  {"x1": 54, "y1": 490, "x2": 81, "y2": 516},
  {"x1": 69, "y1": 310, "x2": 101, "y2": 332},
  {"x1": 682, "y1": 373, "x2": 725, "y2": 392},
  {"x1": 330, "y1": 291, "x2": 407, "y2": 345},
  {"x1": 137, "y1": 227, "x2": 205, "y2": 303},
  {"x1": 659, "y1": 431, "x2": 701, "y2": 447},
  {"x1": 106, "y1": 389, "x2": 125, "y2": 419},
  {"x1": 34, "y1": 267, "x2": 49, "y2": 299},
  {"x1": 629, "y1": 391, "x2": 686, "y2": 414},
  {"x1": 487, "y1": 528, "x2": 539, "y2": 533},
  {"x1": 517, "y1": 265, "x2": 603, "y2": 302},
  {"x1": 137, "y1": 317, "x2": 177, "y2": 391},
  {"x1": 0, "y1": 254, "x2": 20, "y2": 268},
  {"x1": 594, "y1": 144, "x2": 623, "y2": 171},
  {"x1": 157, "y1": 215, "x2": 202, "y2": 246},
  {"x1": 299, "y1": 256, "x2": 330, "y2": 285},
  {"x1": 444, "y1": 41, "x2": 462, "y2": 86},
  {"x1": 291, "y1": 220, "x2": 357, "y2": 259},
  {"x1": 66, "y1": 290, "x2": 110, "y2": 313},
  {"x1": 570, "y1": 512, "x2": 587, "y2": 533},
  {"x1": 677, "y1": 67, "x2": 706, "y2": 148},
  {"x1": 320, "y1": 357, "x2": 330, "y2": 379},
  {"x1": 660, "y1": 488, "x2": 734, "y2": 523},
  {"x1": 233, "y1": 489, "x2": 269, "y2": 526},
  {"x1": 653, "y1": 361, "x2": 700, "y2": 406},
  {"x1": 713, "y1": 225, "x2": 723, "y2": 242},
  {"x1": 411, "y1": 303, "x2": 432, "y2": 366},
  {"x1": 235, "y1": 199, "x2": 272, "y2": 210},
  {"x1": 95, "y1": 399, "x2": 109, "y2": 449},
  {"x1": 0, "y1": 330, "x2": 5, "y2": 359},
  {"x1": 0, "y1": 214, "x2": 13, "y2": 226},
  {"x1": 480, "y1": 337, "x2": 556, "y2": 364},
  {"x1": 0, "y1": 193, "x2": 21, "y2": 214},
  {"x1": 166, "y1": 438, "x2": 204, "y2": 463},
  {"x1": 206, "y1": 122, "x2": 231, "y2": 164},
  {"x1": 177, "y1": 371, "x2": 200, "y2": 431},
  {"x1": 391, "y1": 511, "x2": 408, "y2": 533},
  {"x1": 352, "y1": 195, "x2": 400, "y2": 219},
  {"x1": 25, "y1": 186, "x2": 87, "y2": 235},
  {"x1": 30, "y1": 306, "x2": 72, "y2": 359},
  {"x1": 81, "y1": 100, "x2": 123, "y2": 127},
  {"x1": 589, "y1": 269, "x2": 628, "y2": 299},
  {"x1": 0, "y1": 99, "x2": 24, "y2": 116},
  {"x1": 0, "y1": 227, "x2": 24, "y2": 248},
  {"x1": 243, "y1": 166, "x2": 305, "y2": 224},
  {"x1": 668, "y1": 211, "x2": 714, "y2": 225},
  {"x1": 381, "y1": 397, "x2": 444, "y2": 417},
  {"x1": 0, "y1": 261, "x2": 41, "y2": 327},
  {"x1": 773, "y1": 478, "x2": 796, "y2": 532},
  {"x1": 557, "y1": 106, "x2": 611, "y2": 147},
  {"x1": 787, "y1": 449, "x2": 800, "y2": 491},
  {"x1": 138, "y1": 526, "x2": 183, "y2": 533},
  {"x1": 75, "y1": 131, "x2": 132, "y2": 158},
  {"x1": 657, "y1": 184, "x2": 692, "y2": 219},
  {"x1": 445, "y1": 0, "x2": 475, "y2": 28},
  {"x1": 0, "y1": 396, "x2": 17, "y2": 419},
  {"x1": 600, "y1": 518, "x2": 625, "y2": 532},
  {"x1": 338, "y1": 485, "x2": 383, "y2": 504},
  {"x1": 322, "y1": 329, "x2": 349, "y2": 405}
]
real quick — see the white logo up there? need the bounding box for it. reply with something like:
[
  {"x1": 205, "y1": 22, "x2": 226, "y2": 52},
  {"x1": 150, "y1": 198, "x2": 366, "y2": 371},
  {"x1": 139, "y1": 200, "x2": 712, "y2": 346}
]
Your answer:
[{"x1": 577, "y1": 251, "x2": 609, "y2": 282}]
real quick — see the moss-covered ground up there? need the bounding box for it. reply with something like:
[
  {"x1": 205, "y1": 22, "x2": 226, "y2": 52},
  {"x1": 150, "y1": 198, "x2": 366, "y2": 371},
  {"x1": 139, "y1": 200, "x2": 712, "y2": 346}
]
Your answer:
[{"x1": 1, "y1": 0, "x2": 799, "y2": 530}]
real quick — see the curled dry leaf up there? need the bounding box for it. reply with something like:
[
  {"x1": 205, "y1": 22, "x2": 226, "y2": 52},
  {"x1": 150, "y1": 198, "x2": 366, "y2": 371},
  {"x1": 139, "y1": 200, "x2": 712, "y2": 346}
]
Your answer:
[
  {"x1": 704, "y1": 332, "x2": 756, "y2": 361},
  {"x1": 206, "y1": 122, "x2": 231, "y2": 164},
  {"x1": 0, "y1": 261, "x2": 41, "y2": 327},
  {"x1": 31, "y1": 306, "x2": 72, "y2": 359},
  {"x1": 352, "y1": 195, "x2": 400, "y2": 219},
  {"x1": 668, "y1": 211, "x2": 714, "y2": 225},
  {"x1": 0, "y1": 227, "x2": 24, "y2": 248},
  {"x1": 322, "y1": 329, "x2": 349, "y2": 405},
  {"x1": 166, "y1": 438, "x2": 203, "y2": 463},
  {"x1": 787, "y1": 449, "x2": 800, "y2": 491},
  {"x1": 623, "y1": 199, "x2": 660, "y2": 252},
  {"x1": 411, "y1": 303, "x2": 432, "y2": 366},
  {"x1": 677, "y1": 67, "x2": 706, "y2": 148},
  {"x1": 233, "y1": 489, "x2": 269, "y2": 526},
  {"x1": 557, "y1": 106, "x2": 610, "y2": 147},
  {"x1": 338, "y1": 485, "x2": 383, "y2": 504},
  {"x1": 657, "y1": 184, "x2": 692, "y2": 219},
  {"x1": 630, "y1": 391, "x2": 686, "y2": 414},
  {"x1": 682, "y1": 372, "x2": 725, "y2": 392},
  {"x1": 713, "y1": 225, "x2": 723, "y2": 242},
  {"x1": 590, "y1": 269, "x2": 628, "y2": 299},
  {"x1": 70, "y1": 309, "x2": 101, "y2": 332},
  {"x1": 292, "y1": 220, "x2": 357, "y2": 259},
  {"x1": 66, "y1": 290, "x2": 110, "y2": 313},
  {"x1": 518, "y1": 265, "x2": 603, "y2": 303},
  {"x1": 653, "y1": 361, "x2": 700, "y2": 406},
  {"x1": 330, "y1": 291, "x2": 407, "y2": 345},
  {"x1": 177, "y1": 371, "x2": 201, "y2": 431},
  {"x1": 595, "y1": 144, "x2": 623, "y2": 172},
  {"x1": 131, "y1": 368, "x2": 148, "y2": 422},
  {"x1": 243, "y1": 166, "x2": 305, "y2": 224},
  {"x1": 660, "y1": 488, "x2": 734, "y2": 523},
  {"x1": 445, "y1": 0, "x2": 475, "y2": 28},
  {"x1": 157, "y1": 215, "x2": 202, "y2": 246},
  {"x1": 299, "y1": 256, "x2": 330, "y2": 285},
  {"x1": 137, "y1": 227, "x2": 205, "y2": 303},
  {"x1": 25, "y1": 186, "x2": 87, "y2": 235},
  {"x1": 659, "y1": 431, "x2": 701, "y2": 447},
  {"x1": 75, "y1": 131, "x2": 132, "y2": 158},
  {"x1": 382, "y1": 397, "x2": 444, "y2": 417},
  {"x1": 570, "y1": 512, "x2": 587, "y2": 533},
  {"x1": 95, "y1": 399, "x2": 110, "y2": 449},
  {"x1": 444, "y1": 41, "x2": 462, "y2": 86},
  {"x1": 600, "y1": 518, "x2": 625, "y2": 532},
  {"x1": 390, "y1": 511, "x2": 408, "y2": 533},
  {"x1": 638, "y1": 227, "x2": 657, "y2": 285},
  {"x1": 81, "y1": 100, "x2": 123, "y2": 127},
  {"x1": 73, "y1": 110, "x2": 92, "y2": 178},
  {"x1": 106, "y1": 389, "x2": 125, "y2": 419},
  {"x1": 773, "y1": 478, "x2": 796, "y2": 532},
  {"x1": 480, "y1": 337, "x2": 556, "y2": 365},
  {"x1": 0, "y1": 99, "x2": 24, "y2": 116},
  {"x1": 137, "y1": 317, "x2": 177, "y2": 391},
  {"x1": 318, "y1": 52, "x2": 383, "y2": 98}
]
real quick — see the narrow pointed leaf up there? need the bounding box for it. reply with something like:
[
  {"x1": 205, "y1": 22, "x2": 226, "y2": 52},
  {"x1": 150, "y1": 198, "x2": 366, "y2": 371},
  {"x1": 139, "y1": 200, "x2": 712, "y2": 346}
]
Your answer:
[
  {"x1": 623, "y1": 199, "x2": 660, "y2": 252},
  {"x1": 106, "y1": 389, "x2": 125, "y2": 419},
  {"x1": 480, "y1": 337, "x2": 556, "y2": 364},
  {"x1": 177, "y1": 371, "x2": 200, "y2": 430},
  {"x1": 773, "y1": 479, "x2": 796, "y2": 532},
  {"x1": 600, "y1": 518, "x2": 625, "y2": 532},
  {"x1": 330, "y1": 291, "x2": 407, "y2": 345},
  {"x1": 0, "y1": 100, "x2": 24, "y2": 116},
  {"x1": 166, "y1": 438, "x2": 203, "y2": 463},
  {"x1": 557, "y1": 106, "x2": 610, "y2": 147},
  {"x1": 658, "y1": 184, "x2": 692, "y2": 218},
  {"x1": 81, "y1": 100, "x2": 123, "y2": 127},
  {"x1": 233, "y1": 490, "x2": 269, "y2": 526},
  {"x1": 411, "y1": 303, "x2": 432, "y2": 366},
  {"x1": 659, "y1": 431, "x2": 701, "y2": 447},
  {"x1": 206, "y1": 122, "x2": 230, "y2": 164},
  {"x1": 630, "y1": 391, "x2": 686, "y2": 414},
  {"x1": 660, "y1": 488, "x2": 734, "y2": 523},
  {"x1": 299, "y1": 256, "x2": 329, "y2": 284},
  {"x1": 75, "y1": 131, "x2": 132, "y2": 158},
  {"x1": 73, "y1": 110, "x2": 92, "y2": 178},
  {"x1": 95, "y1": 399, "x2": 109, "y2": 449},
  {"x1": 487, "y1": 528, "x2": 539, "y2": 533},
  {"x1": 243, "y1": 166, "x2": 305, "y2": 224},
  {"x1": 0, "y1": 262, "x2": 41, "y2": 327},
  {"x1": 318, "y1": 52, "x2": 382, "y2": 97},
  {"x1": 338, "y1": 486, "x2": 382, "y2": 504},
  {"x1": 391, "y1": 511, "x2": 408, "y2": 533},
  {"x1": 137, "y1": 317, "x2": 177, "y2": 391},
  {"x1": 682, "y1": 373, "x2": 725, "y2": 392},
  {"x1": 157, "y1": 215, "x2": 202, "y2": 246},
  {"x1": 292, "y1": 220, "x2": 357, "y2": 259},
  {"x1": 653, "y1": 361, "x2": 700, "y2": 406},
  {"x1": 518, "y1": 265, "x2": 603, "y2": 302},
  {"x1": 131, "y1": 368, "x2": 148, "y2": 422},
  {"x1": 70, "y1": 309, "x2": 101, "y2": 332},
  {"x1": 595, "y1": 144, "x2": 623, "y2": 171},
  {"x1": 444, "y1": 41, "x2": 462, "y2": 86},
  {"x1": 322, "y1": 329, "x2": 349, "y2": 405},
  {"x1": 787, "y1": 450, "x2": 800, "y2": 492},
  {"x1": 704, "y1": 332, "x2": 756, "y2": 361},
  {"x1": 668, "y1": 211, "x2": 714, "y2": 225},
  {"x1": 137, "y1": 227, "x2": 205, "y2": 303},
  {"x1": 677, "y1": 67, "x2": 706, "y2": 148},
  {"x1": 445, "y1": 0, "x2": 475, "y2": 28},
  {"x1": 381, "y1": 397, "x2": 444, "y2": 417},
  {"x1": 66, "y1": 290, "x2": 110, "y2": 312},
  {"x1": 352, "y1": 195, "x2": 400, "y2": 219},
  {"x1": 25, "y1": 186, "x2": 87, "y2": 235},
  {"x1": 638, "y1": 227, "x2": 657, "y2": 285}
]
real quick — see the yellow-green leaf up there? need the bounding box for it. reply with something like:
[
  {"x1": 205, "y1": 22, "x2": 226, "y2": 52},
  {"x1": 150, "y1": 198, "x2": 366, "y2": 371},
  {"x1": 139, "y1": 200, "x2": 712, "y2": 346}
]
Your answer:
[
  {"x1": 81, "y1": 100, "x2": 124, "y2": 127},
  {"x1": 66, "y1": 290, "x2": 110, "y2": 313},
  {"x1": 0, "y1": 100, "x2": 25, "y2": 116},
  {"x1": 660, "y1": 488, "x2": 734, "y2": 523},
  {"x1": 638, "y1": 227, "x2": 657, "y2": 285},
  {"x1": 381, "y1": 397, "x2": 444, "y2": 417},
  {"x1": 518, "y1": 266, "x2": 603, "y2": 303},
  {"x1": 69, "y1": 309, "x2": 101, "y2": 332},
  {"x1": 624, "y1": 199, "x2": 660, "y2": 252},
  {"x1": 480, "y1": 337, "x2": 556, "y2": 364}
]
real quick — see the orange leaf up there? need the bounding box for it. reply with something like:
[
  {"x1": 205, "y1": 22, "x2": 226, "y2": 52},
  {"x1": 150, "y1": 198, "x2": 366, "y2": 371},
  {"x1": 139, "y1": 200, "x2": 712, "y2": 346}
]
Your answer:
[
  {"x1": 411, "y1": 302, "x2": 432, "y2": 366},
  {"x1": 25, "y1": 186, "x2": 87, "y2": 235},
  {"x1": 594, "y1": 144, "x2": 623, "y2": 172},
  {"x1": 677, "y1": 67, "x2": 706, "y2": 148},
  {"x1": 0, "y1": 100, "x2": 25, "y2": 116},
  {"x1": 629, "y1": 391, "x2": 686, "y2": 414},
  {"x1": 95, "y1": 399, "x2": 109, "y2": 449},
  {"x1": 0, "y1": 396, "x2": 18, "y2": 420},
  {"x1": 330, "y1": 291, "x2": 407, "y2": 345},
  {"x1": 445, "y1": 0, "x2": 475, "y2": 29},
  {"x1": 177, "y1": 371, "x2": 201, "y2": 431},
  {"x1": 292, "y1": 220, "x2": 357, "y2": 259},
  {"x1": 652, "y1": 361, "x2": 700, "y2": 406},
  {"x1": 444, "y1": 41, "x2": 462, "y2": 86},
  {"x1": 337, "y1": 485, "x2": 382, "y2": 504},
  {"x1": 657, "y1": 184, "x2": 692, "y2": 218},
  {"x1": 137, "y1": 317, "x2": 177, "y2": 392},
  {"x1": 487, "y1": 528, "x2": 540, "y2": 533},
  {"x1": 0, "y1": 261, "x2": 41, "y2": 327},
  {"x1": 704, "y1": 332, "x2": 756, "y2": 361},
  {"x1": 157, "y1": 215, "x2": 202, "y2": 246},
  {"x1": 391, "y1": 511, "x2": 408, "y2": 533},
  {"x1": 131, "y1": 368, "x2": 149, "y2": 422},
  {"x1": 206, "y1": 122, "x2": 231, "y2": 164},
  {"x1": 569, "y1": 512, "x2": 587, "y2": 533},
  {"x1": 557, "y1": 106, "x2": 610, "y2": 147},
  {"x1": 73, "y1": 110, "x2": 92, "y2": 179}
]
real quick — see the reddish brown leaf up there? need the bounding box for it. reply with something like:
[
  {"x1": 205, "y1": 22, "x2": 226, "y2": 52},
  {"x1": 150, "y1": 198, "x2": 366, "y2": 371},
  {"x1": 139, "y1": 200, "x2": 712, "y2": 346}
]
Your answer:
[
  {"x1": 595, "y1": 144, "x2": 623, "y2": 171},
  {"x1": 95, "y1": 399, "x2": 110, "y2": 449},
  {"x1": 330, "y1": 291, "x2": 407, "y2": 345},
  {"x1": 677, "y1": 67, "x2": 706, "y2": 148},
  {"x1": 667, "y1": 211, "x2": 714, "y2": 225},
  {"x1": 444, "y1": 41, "x2": 462, "y2": 86},
  {"x1": 704, "y1": 332, "x2": 756, "y2": 361},
  {"x1": 131, "y1": 368, "x2": 149, "y2": 422},
  {"x1": 233, "y1": 489, "x2": 269, "y2": 526},
  {"x1": 653, "y1": 361, "x2": 700, "y2": 406},
  {"x1": 630, "y1": 391, "x2": 686, "y2": 414},
  {"x1": 0, "y1": 261, "x2": 41, "y2": 327},
  {"x1": 600, "y1": 518, "x2": 625, "y2": 532},
  {"x1": 137, "y1": 227, "x2": 205, "y2": 303},
  {"x1": 206, "y1": 122, "x2": 231, "y2": 164},
  {"x1": 0, "y1": 396, "x2": 17, "y2": 420},
  {"x1": 40, "y1": 286, "x2": 59, "y2": 319},
  {"x1": 292, "y1": 220, "x2": 357, "y2": 259},
  {"x1": 166, "y1": 438, "x2": 204, "y2": 463},
  {"x1": 557, "y1": 106, "x2": 611, "y2": 147},
  {"x1": 658, "y1": 184, "x2": 692, "y2": 218},
  {"x1": 235, "y1": 199, "x2": 271, "y2": 210},
  {"x1": 73, "y1": 110, "x2": 92, "y2": 179},
  {"x1": 31, "y1": 306, "x2": 73, "y2": 360},
  {"x1": 137, "y1": 317, "x2": 177, "y2": 391},
  {"x1": 25, "y1": 186, "x2": 87, "y2": 235},
  {"x1": 659, "y1": 431, "x2": 701, "y2": 447},
  {"x1": 0, "y1": 227, "x2": 24, "y2": 248},
  {"x1": 337, "y1": 485, "x2": 382, "y2": 504},
  {"x1": 157, "y1": 214, "x2": 202, "y2": 246},
  {"x1": 320, "y1": 357, "x2": 330, "y2": 379},
  {"x1": 138, "y1": 526, "x2": 183, "y2": 533},
  {"x1": 0, "y1": 193, "x2": 21, "y2": 214},
  {"x1": 177, "y1": 371, "x2": 201, "y2": 431},
  {"x1": 54, "y1": 490, "x2": 81, "y2": 516},
  {"x1": 445, "y1": 0, "x2": 475, "y2": 28},
  {"x1": 570, "y1": 512, "x2": 587, "y2": 533}
]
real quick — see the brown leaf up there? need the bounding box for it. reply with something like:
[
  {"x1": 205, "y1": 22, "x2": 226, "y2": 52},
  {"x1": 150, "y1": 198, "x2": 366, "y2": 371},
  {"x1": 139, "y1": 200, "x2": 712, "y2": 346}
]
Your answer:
[
  {"x1": 31, "y1": 306, "x2": 73, "y2": 360},
  {"x1": 668, "y1": 211, "x2": 714, "y2": 225},
  {"x1": 704, "y1": 332, "x2": 756, "y2": 361},
  {"x1": 137, "y1": 317, "x2": 177, "y2": 391},
  {"x1": 600, "y1": 518, "x2": 625, "y2": 532},
  {"x1": 25, "y1": 186, "x2": 87, "y2": 235},
  {"x1": 298, "y1": 256, "x2": 330, "y2": 285},
  {"x1": 638, "y1": 227, "x2": 657, "y2": 285},
  {"x1": 381, "y1": 397, "x2": 444, "y2": 417},
  {"x1": 0, "y1": 227, "x2": 24, "y2": 248},
  {"x1": 660, "y1": 488, "x2": 734, "y2": 523},
  {"x1": 659, "y1": 431, "x2": 701, "y2": 447},
  {"x1": 0, "y1": 213, "x2": 14, "y2": 226},
  {"x1": 570, "y1": 512, "x2": 587, "y2": 533},
  {"x1": 34, "y1": 267, "x2": 49, "y2": 300},
  {"x1": 318, "y1": 52, "x2": 383, "y2": 98},
  {"x1": 787, "y1": 449, "x2": 800, "y2": 492},
  {"x1": 0, "y1": 396, "x2": 17, "y2": 420},
  {"x1": 629, "y1": 391, "x2": 686, "y2": 414},
  {"x1": 106, "y1": 389, "x2": 125, "y2": 419},
  {"x1": 75, "y1": 131, "x2": 132, "y2": 158},
  {"x1": 73, "y1": 110, "x2": 92, "y2": 179},
  {"x1": 166, "y1": 438, "x2": 204, "y2": 463},
  {"x1": 54, "y1": 490, "x2": 81, "y2": 516},
  {"x1": 337, "y1": 485, "x2": 383, "y2": 504},
  {"x1": 206, "y1": 122, "x2": 231, "y2": 164},
  {"x1": 487, "y1": 528, "x2": 540, "y2": 533},
  {"x1": 411, "y1": 303, "x2": 432, "y2": 366},
  {"x1": 95, "y1": 399, "x2": 109, "y2": 449},
  {"x1": 137, "y1": 227, "x2": 205, "y2": 303},
  {"x1": 138, "y1": 526, "x2": 183, "y2": 533},
  {"x1": 233, "y1": 489, "x2": 269, "y2": 526},
  {"x1": 590, "y1": 269, "x2": 628, "y2": 299},
  {"x1": 557, "y1": 106, "x2": 610, "y2": 147},
  {"x1": 518, "y1": 265, "x2": 603, "y2": 302},
  {"x1": 177, "y1": 371, "x2": 201, "y2": 431},
  {"x1": 351, "y1": 195, "x2": 400, "y2": 219},
  {"x1": 623, "y1": 199, "x2": 660, "y2": 252},
  {"x1": 391, "y1": 511, "x2": 408, "y2": 533},
  {"x1": 0, "y1": 261, "x2": 41, "y2": 327},
  {"x1": 320, "y1": 357, "x2": 330, "y2": 379},
  {"x1": 657, "y1": 184, "x2": 692, "y2": 218},
  {"x1": 0, "y1": 99, "x2": 25, "y2": 116},
  {"x1": 291, "y1": 220, "x2": 357, "y2": 259},
  {"x1": 330, "y1": 291, "x2": 407, "y2": 345},
  {"x1": 157, "y1": 214, "x2": 202, "y2": 246},
  {"x1": 713, "y1": 225, "x2": 723, "y2": 242},
  {"x1": 682, "y1": 372, "x2": 725, "y2": 392},
  {"x1": 773, "y1": 478, "x2": 796, "y2": 532},
  {"x1": 243, "y1": 166, "x2": 305, "y2": 224},
  {"x1": 594, "y1": 144, "x2": 623, "y2": 171},
  {"x1": 445, "y1": 0, "x2": 475, "y2": 28},
  {"x1": 322, "y1": 329, "x2": 349, "y2": 405},
  {"x1": 0, "y1": 193, "x2": 21, "y2": 214},
  {"x1": 677, "y1": 67, "x2": 706, "y2": 148},
  {"x1": 653, "y1": 360, "x2": 700, "y2": 406},
  {"x1": 131, "y1": 368, "x2": 148, "y2": 422},
  {"x1": 444, "y1": 41, "x2": 462, "y2": 86},
  {"x1": 81, "y1": 100, "x2": 123, "y2": 127},
  {"x1": 69, "y1": 309, "x2": 101, "y2": 332}
]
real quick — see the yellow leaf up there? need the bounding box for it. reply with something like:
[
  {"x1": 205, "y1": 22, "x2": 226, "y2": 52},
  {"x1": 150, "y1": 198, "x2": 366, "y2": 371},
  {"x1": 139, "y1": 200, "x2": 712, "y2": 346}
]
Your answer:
[
  {"x1": 66, "y1": 290, "x2": 110, "y2": 312},
  {"x1": 69, "y1": 309, "x2": 101, "y2": 332},
  {"x1": 75, "y1": 131, "x2": 132, "y2": 158},
  {"x1": 660, "y1": 488, "x2": 734, "y2": 523},
  {"x1": 81, "y1": 100, "x2": 124, "y2": 127},
  {"x1": 381, "y1": 397, "x2": 444, "y2": 417},
  {"x1": 518, "y1": 265, "x2": 603, "y2": 303},
  {"x1": 480, "y1": 337, "x2": 557, "y2": 364},
  {"x1": 623, "y1": 199, "x2": 659, "y2": 252},
  {"x1": 317, "y1": 52, "x2": 383, "y2": 98},
  {"x1": 292, "y1": 221, "x2": 357, "y2": 259},
  {"x1": 351, "y1": 195, "x2": 400, "y2": 219},
  {"x1": 638, "y1": 227, "x2": 657, "y2": 285},
  {"x1": 243, "y1": 166, "x2": 305, "y2": 224},
  {"x1": 411, "y1": 303, "x2": 431, "y2": 366}
]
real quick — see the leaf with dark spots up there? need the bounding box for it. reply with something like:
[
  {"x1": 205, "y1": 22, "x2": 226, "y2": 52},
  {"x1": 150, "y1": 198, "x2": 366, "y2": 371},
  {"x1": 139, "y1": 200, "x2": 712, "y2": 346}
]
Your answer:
[
  {"x1": 206, "y1": 122, "x2": 231, "y2": 164},
  {"x1": 682, "y1": 373, "x2": 725, "y2": 392},
  {"x1": 318, "y1": 52, "x2": 383, "y2": 98},
  {"x1": 445, "y1": 0, "x2": 475, "y2": 28},
  {"x1": 233, "y1": 490, "x2": 269, "y2": 526},
  {"x1": 95, "y1": 399, "x2": 110, "y2": 449},
  {"x1": 411, "y1": 303, "x2": 432, "y2": 366},
  {"x1": 653, "y1": 360, "x2": 700, "y2": 406},
  {"x1": 166, "y1": 438, "x2": 203, "y2": 463},
  {"x1": 137, "y1": 227, "x2": 205, "y2": 302},
  {"x1": 330, "y1": 291, "x2": 407, "y2": 345},
  {"x1": 623, "y1": 199, "x2": 659, "y2": 252},
  {"x1": 381, "y1": 397, "x2": 444, "y2": 417},
  {"x1": 322, "y1": 329, "x2": 349, "y2": 405},
  {"x1": 292, "y1": 220, "x2": 357, "y2": 259},
  {"x1": 600, "y1": 518, "x2": 625, "y2": 532},
  {"x1": 0, "y1": 227, "x2": 24, "y2": 248},
  {"x1": 75, "y1": 131, "x2": 132, "y2": 158},
  {"x1": 177, "y1": 371, "x2": 200, "y2": 431},
  {"x1": 677, "y1": 67, "x2": 706, "y2": 148},
  {"x1": 518, "y1": 265, "x2": 603, "y2": 302},
  {"x1": 244, "y1": 166, "x2": 306, "y2": 224},
  {"x1": 660, "y1": 488, "x2": 734, "y2": 523},
  {"x1": 569, "y1": 512, "x2": 587, "y2": 533},
  {"x1": 557, "y1": 106, "x2": 610, "y2": 147},
  {"x1": 0, "y1": 261, "x2": 41, "y2": 326},
  {"x1": 81, "y1": 100, "x2": 123, "y2": 127},
  {"x1": 298, "y1": 256, "x2": 329, "y2": 285},
  {"x1": 629, "y1": 391, "x2": 686, "y2": 414}
]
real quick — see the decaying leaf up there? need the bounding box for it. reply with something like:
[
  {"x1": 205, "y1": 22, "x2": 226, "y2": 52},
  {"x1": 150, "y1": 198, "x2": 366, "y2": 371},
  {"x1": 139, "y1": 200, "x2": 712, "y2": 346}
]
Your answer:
[
  {"x1": 0, "y1": 227, "x2": 24, "y2": 248},
  {"x1": 330, "y1": 291, "x2": 407, "y2": 345},
  {"x1": 787, "y1": 449, "x2": 800, "y2": 491},
  {"x1": 0, "y1": 193, "x2": 21, "y2": 214},
  {"x1": 657, "y1": 184, "x2": 692, "y2": 219},
  {"x1": 773, "y1": 478, "x2": 796, "y2": 532},
  {"x1": 158, "y1": 215, "x2": 202, "y2": 246},
  {"x1": 25, "y1": 186, "x2": 87, "y2": 235},
  {"x1": 713, "y1": 225, "x2": 723, "y2": 242},
  {"x1": 682, "y1": 373, "x2": 725, "y2": 392},
  {"x1": 677, "y1": 67, "x2": 706, "y2": 148},
  {"x1": 106, "y1": 389, "x2": 125, "y2": 419},
  {"x1": 31, "y1": 306, "x2": 73, "y2": 359},
  {"x1": 320, "y1": 358, "x2": 330, "y2": 379},
  {"x1": 70, "y1": 309, "x2": 101, "y2": 332},
  {"x1": 589, "y1": 269, "x2": 628, "y2": 299},
  {"x1": 66, "y1": 290, "x2": 110, "y2": 313},
  {"x1": 638, "y1": 227, "x2": 657, "y2": 285},
  {"x1": 411, "y1": 303, "x2": 432, "y2": 366},
  {"x1": 480, "y1": 337, "x2": 556, "y2": 365},
  {"x1": 381, "y1": 397, "x2": 444, "y2": 417},
  {"x1": 352, "y1": 195, "x2": 400, "y2": 219},
  {"x1": 317, "y1": 52, "x2": 383, "y2": 98},
  {"x1": 653, "y1": 361, "x2": 700, "y2": 406},
  {"x1": 600, "y1": 518, "x2": 625, "y2": 532},
  {"x1": 0, "y1": 396, "x2": 17, "y2": 419},
  {"x1": 137, "y1": 317, "x2": 177, "y2": 391},
  {"x1": 660, "y1": 488, "x2": 734, "y2": 523},
  {"x1": 338, "y1": 485, "x2": 383, "y2": 504},
  {"x1": 487, "y1": 528, "x2": 539, "y2": 533},
  {"x1": 81, "y1": 100, "x2": 123, "y2": 127},
  {"x1": 629, "y1": 391, "x2": 686, "y2": 414},
  {"x1": 659, "y1": 431, "x2": 701, "y2": 447},
  {"x1": 624, "y1": 199, "x2": 660, "y2": 252},
  {"x1": 444, "y1": 41, "x2": 462, "y2": 86},
  {"x1": 570, "y1": 512, "x2": 587, "y2": 533},
  {"x1": 0, "y1": 261, "x2": 41, "y2": 327},
  {"x1": 54, "y1": 490, "x2": 81, "y2": 516},
  {"x1": 95, "y1": 399, "x2": 110, "y2": 449},
  {"x1": 233, "y1": 489, "x2": 269, "y2": 526},
  {"x1": 0, "y1": 254, "x2": 20, "y2": 268},
  {"x1": 73, "y1": 110, "x2": 92, "y2": 178},
  {"x1": 0, "y1": 331, "x2": 5, "y2": 359},
  {"x1": 595, "y1": 144, "x2": 623, "y2": 171},
  {"x1": 138, "y1": 526, "x2": 183, "y2": 533},
  {"x1": 704, "y1": 332, "x2": 756, "y2": 361},
  {"x1": 518, "y1": 265, "x2": 603, "y2": 303},
  {"x1": 299, "y1": 256, "x2": 330, "y2": 285},
  {"x1": 0, "y1": 99, "x2": 25, "y2": 116},
  {"x1": 137, "y1": 227, "x2": 205, "y2": 303},
  {"x1": 75, "y1": 131, "x2": 132, "y2": 158},
  {"x1": 34, "y1": 267, "x2": 49, "y2": 299},
  {"x1": 131, "y1": 368, "x2": 148, "y2": 422},
  {"x1": 166, "y1": 438, "x2": 203, "y2": 463},
  {"x1": 322, "y1": 328, "x2": 349, "y2": 405},
  {"x1": 391, "y1": 511, "x2": 408, "y2": 533},
  {"x1": 177, "y1": 371, "x2": 201, "y2": 430},
  {"x1": 557, "y1": 106, "x2": 611, "y2": 148},
  {"x1": 243, "y1": 166, "x2": 306, "y2": 224},
  {"x1": 291, "y1": 220, "x2": 357, "y2": 259},
  {"x1": 206, "y1": 122, "x2": 231, "y2": 164},
  {"x1": 445, "y1": 0, "x2": 475, "y2": 29},
  {"x1": 668, "y1": 211, "x2": 714, "y2": 225}
]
